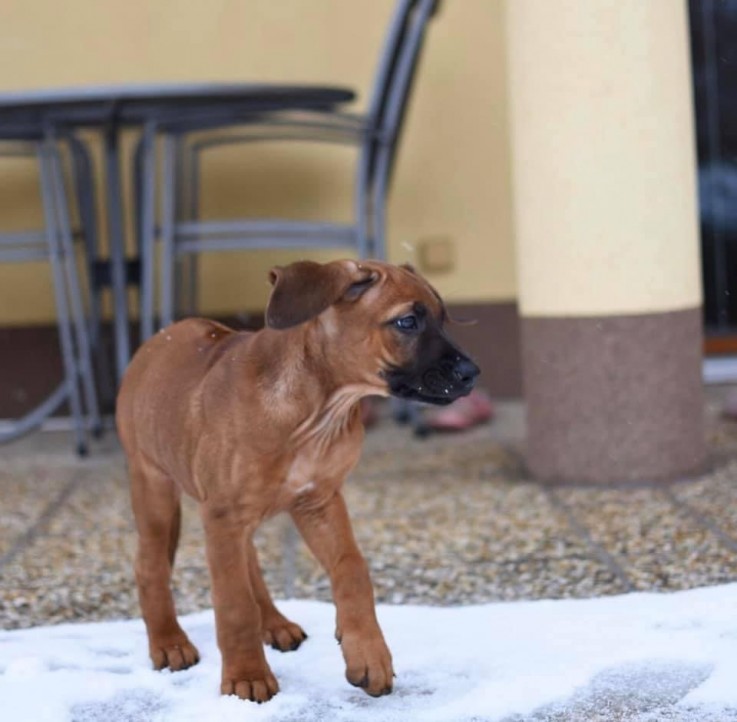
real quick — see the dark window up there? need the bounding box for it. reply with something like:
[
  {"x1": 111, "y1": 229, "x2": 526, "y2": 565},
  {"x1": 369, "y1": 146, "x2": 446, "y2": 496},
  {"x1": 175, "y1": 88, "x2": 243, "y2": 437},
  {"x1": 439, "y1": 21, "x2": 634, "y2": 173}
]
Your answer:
[{"x1": 690, "y1": 0, "x2": 737, "y2": 331}]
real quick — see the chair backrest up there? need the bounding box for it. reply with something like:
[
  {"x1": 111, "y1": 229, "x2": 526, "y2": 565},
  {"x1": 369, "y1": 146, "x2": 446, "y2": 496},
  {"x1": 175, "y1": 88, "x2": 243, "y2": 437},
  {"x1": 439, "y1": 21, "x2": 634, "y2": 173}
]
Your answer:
[{"x1": 367, "y1": 0, "x2": 440, "y2": 143}]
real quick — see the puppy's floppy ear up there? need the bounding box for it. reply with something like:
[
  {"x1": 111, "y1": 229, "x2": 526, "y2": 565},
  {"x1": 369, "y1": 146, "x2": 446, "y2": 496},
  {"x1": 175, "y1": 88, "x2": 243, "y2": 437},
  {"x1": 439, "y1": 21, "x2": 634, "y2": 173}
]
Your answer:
[{"x1": 265, "y1": 261, "x2": 377, "y2": 329}]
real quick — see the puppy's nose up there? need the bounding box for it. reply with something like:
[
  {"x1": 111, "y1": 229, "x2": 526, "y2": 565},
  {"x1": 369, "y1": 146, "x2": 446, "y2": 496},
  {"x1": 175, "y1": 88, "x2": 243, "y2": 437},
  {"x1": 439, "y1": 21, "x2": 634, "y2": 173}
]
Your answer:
[{"x1": 453, "y1": 358, "x2": 480, "y2": 386}]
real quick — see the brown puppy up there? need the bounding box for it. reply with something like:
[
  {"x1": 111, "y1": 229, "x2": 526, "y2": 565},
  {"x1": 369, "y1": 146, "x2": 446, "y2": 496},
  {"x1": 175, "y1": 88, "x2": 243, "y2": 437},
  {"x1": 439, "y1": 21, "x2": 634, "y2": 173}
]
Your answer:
[{"x1": 116, "y1": 259, "x2": 479, "y2": 702}]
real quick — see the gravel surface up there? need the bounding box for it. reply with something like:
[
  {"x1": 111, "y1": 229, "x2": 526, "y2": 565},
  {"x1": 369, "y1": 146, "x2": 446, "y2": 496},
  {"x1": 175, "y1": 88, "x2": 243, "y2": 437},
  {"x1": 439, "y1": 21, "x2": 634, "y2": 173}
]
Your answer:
[{"x1": 2, "y1": 391, "x2": 737, "y2": 630}]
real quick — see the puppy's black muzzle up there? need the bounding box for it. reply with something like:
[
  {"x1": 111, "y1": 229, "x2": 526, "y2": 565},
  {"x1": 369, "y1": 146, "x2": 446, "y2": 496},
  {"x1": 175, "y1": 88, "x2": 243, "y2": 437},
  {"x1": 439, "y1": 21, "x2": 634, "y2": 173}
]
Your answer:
[{"x1": 386, "y1": 343, "x2": 480, "y2": 406}]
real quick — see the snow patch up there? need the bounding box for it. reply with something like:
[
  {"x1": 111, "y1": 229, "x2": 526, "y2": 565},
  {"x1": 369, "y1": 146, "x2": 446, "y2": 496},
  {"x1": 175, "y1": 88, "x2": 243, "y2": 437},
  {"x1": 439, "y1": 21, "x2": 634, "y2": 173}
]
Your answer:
[{"x1": 1, "y1": 585, "x2": 737, "y2": 721}]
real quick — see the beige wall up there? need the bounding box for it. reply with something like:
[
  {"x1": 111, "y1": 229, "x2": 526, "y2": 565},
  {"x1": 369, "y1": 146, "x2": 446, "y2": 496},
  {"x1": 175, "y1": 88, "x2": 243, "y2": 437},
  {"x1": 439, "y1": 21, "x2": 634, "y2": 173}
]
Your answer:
[
  {"x1": 507, "y1": 0, "x2": 702, "y2": 318},
  {"x1": 0, "y1": 0, "x2": 515, "y2": 325}
]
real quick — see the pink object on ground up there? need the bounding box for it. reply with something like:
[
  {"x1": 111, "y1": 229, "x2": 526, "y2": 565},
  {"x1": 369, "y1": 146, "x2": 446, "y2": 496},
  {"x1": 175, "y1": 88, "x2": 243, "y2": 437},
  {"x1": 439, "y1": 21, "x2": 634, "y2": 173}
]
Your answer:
[{"x1": 425, "y1": 389, "x2": 494, "y2": 431}]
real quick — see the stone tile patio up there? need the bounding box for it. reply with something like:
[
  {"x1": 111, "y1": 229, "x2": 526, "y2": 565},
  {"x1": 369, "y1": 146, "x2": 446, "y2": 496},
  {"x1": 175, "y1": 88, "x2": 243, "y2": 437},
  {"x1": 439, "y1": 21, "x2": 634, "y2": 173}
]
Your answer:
[{"x1": 2, "y1": 387, "x2": 737, "y2": 630}]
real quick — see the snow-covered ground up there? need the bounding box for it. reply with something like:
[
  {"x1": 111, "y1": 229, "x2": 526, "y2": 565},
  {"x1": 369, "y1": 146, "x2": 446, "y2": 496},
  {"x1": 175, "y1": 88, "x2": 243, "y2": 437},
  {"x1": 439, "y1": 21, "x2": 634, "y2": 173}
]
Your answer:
[{"x1": 2, "y1": 585, "x2": 737, "y2": 721}]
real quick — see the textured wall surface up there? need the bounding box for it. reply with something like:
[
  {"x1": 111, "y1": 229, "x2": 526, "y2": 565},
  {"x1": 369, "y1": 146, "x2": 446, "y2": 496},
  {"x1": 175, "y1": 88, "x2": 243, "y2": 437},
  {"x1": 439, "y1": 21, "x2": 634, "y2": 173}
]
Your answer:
[{"x1": 0, "y1": 0, "x2": 516, "y2": 324}]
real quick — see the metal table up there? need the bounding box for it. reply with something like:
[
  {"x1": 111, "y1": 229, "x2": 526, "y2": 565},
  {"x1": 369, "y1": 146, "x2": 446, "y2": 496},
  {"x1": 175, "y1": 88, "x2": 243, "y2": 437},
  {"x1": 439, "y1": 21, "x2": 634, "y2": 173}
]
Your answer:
[{"x1": 0, "y1": 83, "x2": 355, "y2": 383}]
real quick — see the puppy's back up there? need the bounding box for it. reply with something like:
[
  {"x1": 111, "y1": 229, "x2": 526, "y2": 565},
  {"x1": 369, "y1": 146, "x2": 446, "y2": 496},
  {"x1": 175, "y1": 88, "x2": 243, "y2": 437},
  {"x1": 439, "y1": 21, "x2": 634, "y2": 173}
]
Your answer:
[{"x1": 116, "y1": 318, "x2": 241, "y2": 458}]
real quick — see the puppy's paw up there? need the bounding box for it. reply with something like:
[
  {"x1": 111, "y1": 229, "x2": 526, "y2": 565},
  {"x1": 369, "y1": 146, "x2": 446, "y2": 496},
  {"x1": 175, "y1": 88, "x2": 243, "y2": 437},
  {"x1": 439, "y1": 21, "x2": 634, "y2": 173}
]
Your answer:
[
  {"x1": 221, "y1": 666, "x2": 279, "y2": 703},
  {"x1": 149, "y1": 636, "x2": 200, "y2": 672},
  {"x1": 340, "y1": 631, "x2": 394, "y2": 697},
  {"x1": 262, "y1": 616, "x2": 308, "y2": 652}
]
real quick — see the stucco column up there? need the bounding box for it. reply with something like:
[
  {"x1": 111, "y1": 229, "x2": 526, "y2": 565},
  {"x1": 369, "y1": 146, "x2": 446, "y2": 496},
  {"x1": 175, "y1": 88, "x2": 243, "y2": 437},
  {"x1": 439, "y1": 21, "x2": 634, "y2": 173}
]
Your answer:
[{"x1": 506, "y1": 0, "x2": 706, "y2": 482}]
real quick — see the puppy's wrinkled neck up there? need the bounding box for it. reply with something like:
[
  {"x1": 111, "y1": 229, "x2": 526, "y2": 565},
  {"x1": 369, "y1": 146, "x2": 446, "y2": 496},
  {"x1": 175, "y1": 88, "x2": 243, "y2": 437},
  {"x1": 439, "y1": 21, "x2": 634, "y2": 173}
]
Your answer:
[{"x1": 262, "y1": 318, "x2": 377, "y2": 444}]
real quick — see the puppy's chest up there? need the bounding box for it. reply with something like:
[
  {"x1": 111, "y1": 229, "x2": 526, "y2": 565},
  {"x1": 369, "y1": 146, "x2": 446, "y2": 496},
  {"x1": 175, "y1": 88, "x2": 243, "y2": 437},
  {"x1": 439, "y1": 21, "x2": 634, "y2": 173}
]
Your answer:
[
  {"x1": 283, "y1": 455, "x2": 319, "y2": 497},
  {"x1": 278, "y1": 442, "x2": 359, "y2": 506}
]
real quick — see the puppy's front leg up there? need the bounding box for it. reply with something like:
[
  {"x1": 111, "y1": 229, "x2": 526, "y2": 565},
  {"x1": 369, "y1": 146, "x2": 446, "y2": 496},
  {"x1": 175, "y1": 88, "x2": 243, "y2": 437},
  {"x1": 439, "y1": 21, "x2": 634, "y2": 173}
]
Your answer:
[
  {"x1": 200, "y1": 506, "x2": 279, "y2": 702},
  {"x1": 291, "y1": 492, "x2": 394, "y2": 697}
]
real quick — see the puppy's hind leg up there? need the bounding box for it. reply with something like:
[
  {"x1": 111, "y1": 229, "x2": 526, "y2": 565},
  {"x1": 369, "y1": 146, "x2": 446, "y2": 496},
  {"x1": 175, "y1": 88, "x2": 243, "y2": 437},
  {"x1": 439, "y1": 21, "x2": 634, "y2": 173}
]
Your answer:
[
  {"x1": 130, "y1": 459, "x2": 199, "y2": 672},
  {"x1": 199, "y1": 511, "x2": 278, "y2": 702},
  {"x1": 247, "y1": 539, "x2": 307, "y2": 652}
]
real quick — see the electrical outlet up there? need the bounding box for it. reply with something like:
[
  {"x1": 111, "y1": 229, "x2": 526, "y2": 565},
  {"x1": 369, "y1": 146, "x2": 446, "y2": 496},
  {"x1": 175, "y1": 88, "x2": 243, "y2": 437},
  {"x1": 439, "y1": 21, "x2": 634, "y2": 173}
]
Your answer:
[{"x1": 417, "y1": 235, "x2": 454, "y2": 273}]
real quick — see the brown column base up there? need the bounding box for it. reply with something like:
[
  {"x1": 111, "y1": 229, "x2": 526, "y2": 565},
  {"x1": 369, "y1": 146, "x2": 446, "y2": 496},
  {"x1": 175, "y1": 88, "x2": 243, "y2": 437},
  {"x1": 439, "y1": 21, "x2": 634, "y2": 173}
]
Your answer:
[{"x1": 522, "y1": 307, "x2": 706, "y2": 484}]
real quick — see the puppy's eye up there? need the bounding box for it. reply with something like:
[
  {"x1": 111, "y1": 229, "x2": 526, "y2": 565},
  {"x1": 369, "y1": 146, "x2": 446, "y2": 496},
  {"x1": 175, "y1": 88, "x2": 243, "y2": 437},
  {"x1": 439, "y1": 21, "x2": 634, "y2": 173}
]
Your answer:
[{"x1": 394, "y1": 315, "x2": 419, "y2": 333}]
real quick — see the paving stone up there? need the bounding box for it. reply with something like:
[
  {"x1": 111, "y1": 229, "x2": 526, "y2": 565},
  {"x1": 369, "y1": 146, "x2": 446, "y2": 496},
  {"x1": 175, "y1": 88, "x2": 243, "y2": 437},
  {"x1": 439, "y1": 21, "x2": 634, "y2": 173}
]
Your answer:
[{"x1": 2, "y1": 392, "x2": 737, "y2": 631}]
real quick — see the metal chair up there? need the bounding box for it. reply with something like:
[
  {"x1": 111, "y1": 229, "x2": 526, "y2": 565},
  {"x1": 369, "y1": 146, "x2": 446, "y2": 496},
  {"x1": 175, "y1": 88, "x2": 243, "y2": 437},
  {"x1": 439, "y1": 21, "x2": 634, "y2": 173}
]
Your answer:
[
  {"x1": 136, "y1": 0, "x2": 440, "y2": 337},
  {"x1": 0, "y1": 130, "x2": 101, "y2": 454}
]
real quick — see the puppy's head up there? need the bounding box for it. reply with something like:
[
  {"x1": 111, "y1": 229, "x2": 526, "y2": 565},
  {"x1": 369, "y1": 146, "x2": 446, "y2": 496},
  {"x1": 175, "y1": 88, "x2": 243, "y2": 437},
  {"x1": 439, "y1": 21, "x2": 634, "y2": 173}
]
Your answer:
[{"x1": 266, "y1": 259, "x2": 479, "y2": 404}]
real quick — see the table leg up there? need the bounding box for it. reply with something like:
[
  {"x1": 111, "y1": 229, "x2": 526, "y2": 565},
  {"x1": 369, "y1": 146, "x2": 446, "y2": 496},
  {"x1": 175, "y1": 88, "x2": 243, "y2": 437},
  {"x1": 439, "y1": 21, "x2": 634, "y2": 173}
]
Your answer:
[
  {"x1": 103, "y1": 124, "x2": 131, "y2": 384},
  {"x1": 45, "y1": 135, "x2": 102, "y2": 439},
  {"x1": 37, "y1": 141, "x2": 88, "y2": 455}
]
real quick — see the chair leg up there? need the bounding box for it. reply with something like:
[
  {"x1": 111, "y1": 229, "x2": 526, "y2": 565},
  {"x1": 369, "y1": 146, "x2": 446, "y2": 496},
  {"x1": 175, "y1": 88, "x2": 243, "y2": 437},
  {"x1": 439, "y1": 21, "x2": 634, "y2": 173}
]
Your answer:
[
  {"x1": 37, "y1": 142, "x2": 88, "y2": 456},
  {"x1": 174, "y1": 137, "x2": 189, "y2": 319},
  {"x1": 184, "y1": 140, "x2": 202, "y2": 317},
  {"x1": 370, "y1": 144, "x2": 392, "y2": 261},
  {"x1": 102, "y1": 125, "x2": 131, "y2": 384},
  {"x1": 67, "y1": 137, "x2": 101, "y2": 346},
  {"x1": 186, "y1": 253, "x2": 199, "y2": 317},
  {"x1": 159, "y1": 134, "x2": 178, "y2": 329},
  {"x1": 390, "y1": 397, "x2": 429, "y2": 436},
  {"x1": 45, "y1": 136, "x2": 102, "y2": 441},
  {"x1": 132, "y1": 135, "x2": 146, "y2": 261},
  {"x1": 175, "y1": 254, "x2": 199, "y2": 318},
  {"x1": 139, "y1": 122, "x2": 157, "y2": 342},
  {"x1": 171, "y1": 138, "x2": 201, "y2": 319},
  {"x1": 354, "y1": 143, "x2": 372, "y2": 259},
  {"x1": 68, "y1": 135, "x2": 115, "y2": 419},
  {"x1": 0, "y1": 383, "x2": 69, "y2": 444}
]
